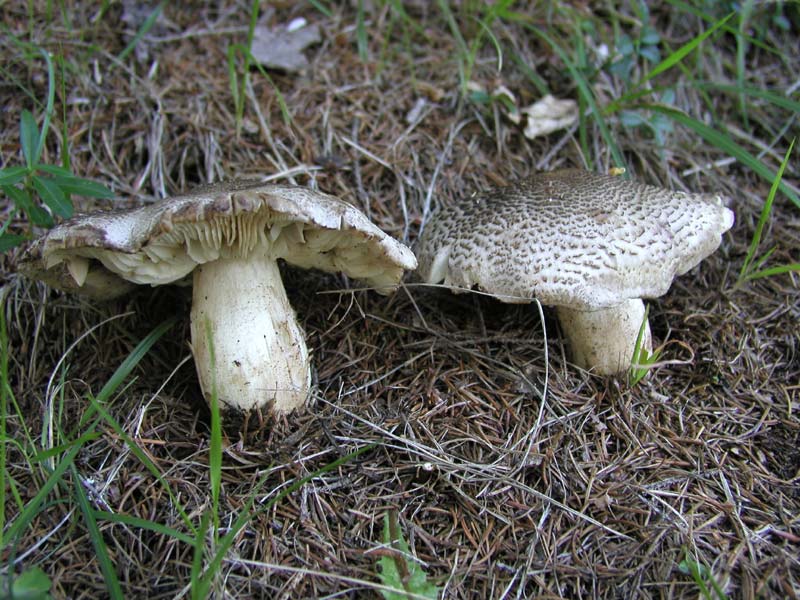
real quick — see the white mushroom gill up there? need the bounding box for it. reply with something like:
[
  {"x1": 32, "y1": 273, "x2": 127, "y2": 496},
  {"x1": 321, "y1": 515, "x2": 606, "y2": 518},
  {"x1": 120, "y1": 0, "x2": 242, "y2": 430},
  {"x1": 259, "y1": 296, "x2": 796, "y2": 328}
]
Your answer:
[{"x1": 66, "y1": 256, "x2": 90, "y2": 287}]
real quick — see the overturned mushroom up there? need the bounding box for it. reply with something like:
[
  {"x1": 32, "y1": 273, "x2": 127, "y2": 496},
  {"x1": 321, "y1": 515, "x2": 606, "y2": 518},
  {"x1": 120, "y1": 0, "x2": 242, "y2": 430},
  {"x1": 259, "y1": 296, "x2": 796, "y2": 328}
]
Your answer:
[
  {"x1": 415, "y1": 169, "x2": 734, "y2": 375},
  {"x1": 20, "y1": 180, "x2": 417, "y2": 413}
]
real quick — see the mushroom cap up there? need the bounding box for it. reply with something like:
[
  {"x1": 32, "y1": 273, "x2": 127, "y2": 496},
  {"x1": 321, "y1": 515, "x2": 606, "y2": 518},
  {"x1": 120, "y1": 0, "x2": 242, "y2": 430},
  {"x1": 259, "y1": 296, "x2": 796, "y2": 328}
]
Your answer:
[
  {"x1": 416, "y1": 169, "x2": 734, "y2": 309},
  {"x1": 18, "y1": 260, "x2": 136, "y2": 301},
  {"x1": 20, "y1": 180, "x2": 417, "y2": 295}
]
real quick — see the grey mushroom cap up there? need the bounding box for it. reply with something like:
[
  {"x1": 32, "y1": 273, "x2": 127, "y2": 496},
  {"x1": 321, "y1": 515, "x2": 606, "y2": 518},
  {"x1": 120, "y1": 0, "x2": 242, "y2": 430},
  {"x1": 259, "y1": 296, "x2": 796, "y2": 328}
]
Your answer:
[
  {"x1": 20, "y1": 179, "x2": 417, "y2": 294},
  {"x1": 415, "y1": 169, "x2": 734, "y2": 309}
]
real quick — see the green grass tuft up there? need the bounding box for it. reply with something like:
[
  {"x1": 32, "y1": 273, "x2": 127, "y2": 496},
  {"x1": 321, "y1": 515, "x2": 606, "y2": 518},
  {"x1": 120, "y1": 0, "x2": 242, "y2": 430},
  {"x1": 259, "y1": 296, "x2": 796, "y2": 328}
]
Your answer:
[
  {"x1": 2, "y1": 566, "x2": 52, "y2": 600},
  {"x1": 678, "y1": 549, "x2": 729, "y2": 600},
  {"x1": 227, "y1": 0, "x2": 261, "y2": 138},
  {"x1": 629, "y1": 305, "x2": 662, "y2": 386},
  {"x1": 0, "y1": 39, "x2": 113, "y2": 252},
  {"x1": 737, "y1": 139, "x2": 799, "y2": 285},
  {"x1": 115, "y1": 1, "x2": 165, "y2": 64},
  {"x1": 377, "y1": 510, "x2": 440, "y2": 600}
]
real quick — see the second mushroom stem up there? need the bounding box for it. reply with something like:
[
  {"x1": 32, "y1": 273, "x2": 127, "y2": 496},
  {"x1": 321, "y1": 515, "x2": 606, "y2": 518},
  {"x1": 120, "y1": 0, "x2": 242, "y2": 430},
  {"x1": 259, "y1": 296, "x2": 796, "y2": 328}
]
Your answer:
[
  {"x1": 189, "y1": 254, "x2": 311, "y2": 414},
  {"x1": 556, "y1": 298, "x2": 653, "y2": 375}
]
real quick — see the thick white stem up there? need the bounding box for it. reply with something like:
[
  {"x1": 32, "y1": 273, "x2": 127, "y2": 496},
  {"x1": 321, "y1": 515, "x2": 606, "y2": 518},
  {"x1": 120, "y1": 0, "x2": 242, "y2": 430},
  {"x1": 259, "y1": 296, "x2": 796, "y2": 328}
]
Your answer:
[
  {"x1": 190, "y1": 256, "x2": 310, "y2": 414},
  {"x1": 556, "y1": 299, "x2": 652, "y2": 375}
]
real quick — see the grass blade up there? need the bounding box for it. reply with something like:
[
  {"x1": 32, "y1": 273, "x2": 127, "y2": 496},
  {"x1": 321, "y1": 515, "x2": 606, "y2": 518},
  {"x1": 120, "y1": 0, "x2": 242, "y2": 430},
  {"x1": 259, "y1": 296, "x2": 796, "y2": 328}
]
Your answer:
[
  {"x1": 228, "y1": 0, "x2": 260, "y2": 136},
  {"x1": 78, "y1": 318, "x2": 193, "y2": 531},
  {"x1": 32, "y1": 175, "x2": 72, "y2": 218},
  {"x1": 471, "y1": 10, "x2": 506, "y2": 73},
  {"x1": 735, "y1": 3, "x2": 754, "y2": 127},
  {"x1": 198, "y1": 444, "x2": 376, "y2": 588},
  {"x1": 307, "y1": 0, "x2": 332, "y2": 18},
  {"x1": 641, "y1": 13, "x2": 733, "y2": 86},
  {"x1": 637, "y1": 104, "x2": 799, "y2": 207},
  {"x1": 0, "y1": 166, "x2": 28, "y2": 186},
  {"x1": 356, "y1": 0, "x2": 368, "y2": 61},
  {"x1": 436, "y1": 0, "x2": 470, "y2": 93},
  {"x1": 242, "y1": 48, "x2": 295, "y2": 127},
  {"x1": 91, "y1": 318, "x2": 178, "y2": 407},
  {"x1": 692, "y1": 83, "x2": 800, "y2": 115},
  {"x1": 0, "y1": 233, "x2": 27, "y2": 252},
  {"x1": 34, "y1": 431, "x2": 102, "y2": 463},
  {"x1": 742, "y1": 263, "x2": 800, "y2": 281},
  {"x1": 509, "y1": 50, "x2": 548, "y2": 96},
  {"x1": 738, "y1": 138, "x2": 796, "y2": 284},
  {"x1": 226, "y1": 45, "x2": 241, "y2": 132},
  {"x1": 116, "y1": 1, "x2": 165, "y2": 63},
  {"x1": 86, "y1": 393, "x2": 194, "y2": 531},
  {"x1": 665, "y1": 0, "x2": 780, "y2": 56},
  {"x1": 20, "y1": 110, "x2": 39, "y2": 169},
  {"x1": 203, "y1": 320, "x2": 221, "y2": 522},
  {"x1": 35, "y1": 167, "x2": 114, "y2": 199},
  {"x1": 628, "y1": 305, "x2": 661, "y2": 386},
  {"x1": 58, "y1": 53, "x2": 71, "y2": 172},
  {"x1": 37, "y1": 47, "x2": 56, "y2": 164},
  {"x1": 0, "y1": 302, "x2": 10, "y2": 545},
  {"x1": 191, "y1": 512, "x2": 212, "y2": 600},
  {"x1": 4, "y1": 435, "x2": 87, "y2": 543},
  {"x1": 6, "y1": 318, "x2": 178, "y2": 544},
  {"x1": 72, "y1": 466, "x2": 124, "y2": 600},
  {"x1": 93, "y1": 510, "x2": 194, "y2": 545}
]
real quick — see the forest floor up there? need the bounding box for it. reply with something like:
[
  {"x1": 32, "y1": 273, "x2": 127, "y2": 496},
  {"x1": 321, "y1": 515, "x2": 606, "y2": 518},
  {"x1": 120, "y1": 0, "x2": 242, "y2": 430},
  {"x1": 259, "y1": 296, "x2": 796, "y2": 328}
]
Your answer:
[{"x1": 1, "y1": 2, "x2": 799, "y2": 598}]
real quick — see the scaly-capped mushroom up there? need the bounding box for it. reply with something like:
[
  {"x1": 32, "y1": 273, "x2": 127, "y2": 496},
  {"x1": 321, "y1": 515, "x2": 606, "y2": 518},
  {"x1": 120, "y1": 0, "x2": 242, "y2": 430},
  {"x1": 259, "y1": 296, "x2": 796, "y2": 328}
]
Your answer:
[
  {"x1": 20, "y1": 180, "x2": 417, "y2": 413},
  {"x1": 415, "y1": 169, "x2": 734, "y2": 375}
]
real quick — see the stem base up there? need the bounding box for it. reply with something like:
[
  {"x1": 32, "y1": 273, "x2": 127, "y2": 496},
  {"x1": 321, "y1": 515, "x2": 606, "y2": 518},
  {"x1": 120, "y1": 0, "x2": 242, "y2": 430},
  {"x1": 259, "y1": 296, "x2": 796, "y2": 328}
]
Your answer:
[{"x1": 556, "y1": 299, "x2": 652, "y2": 375}]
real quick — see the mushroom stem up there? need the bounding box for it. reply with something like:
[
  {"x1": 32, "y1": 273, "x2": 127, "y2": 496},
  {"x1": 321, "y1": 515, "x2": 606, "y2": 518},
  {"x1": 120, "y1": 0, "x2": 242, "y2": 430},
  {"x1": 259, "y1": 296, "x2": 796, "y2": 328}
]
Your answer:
[
  {"x1": 190, "y1": 255, "x2": 311, "y2": 414},
  {"x1": 556, "y1": 298, "x2": 652, "y2": 375}
]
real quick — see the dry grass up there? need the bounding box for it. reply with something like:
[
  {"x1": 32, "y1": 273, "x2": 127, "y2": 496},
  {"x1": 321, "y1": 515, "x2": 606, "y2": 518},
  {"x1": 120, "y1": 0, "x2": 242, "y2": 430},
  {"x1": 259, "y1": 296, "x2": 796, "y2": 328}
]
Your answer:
[{"x1": 2, "y1": 2, "x2": 799, "y2": 598}]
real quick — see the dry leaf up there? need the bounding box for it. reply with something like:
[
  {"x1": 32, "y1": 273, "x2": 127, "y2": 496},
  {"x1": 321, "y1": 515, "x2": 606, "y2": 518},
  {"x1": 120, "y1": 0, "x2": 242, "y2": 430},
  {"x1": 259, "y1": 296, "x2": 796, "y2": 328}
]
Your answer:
[
  {"x1": 250, "y1": 20, "x2": 321, "y2": 73},
  {"x1": 521, "y1": 94, "x2": 579, "y2": 139}
]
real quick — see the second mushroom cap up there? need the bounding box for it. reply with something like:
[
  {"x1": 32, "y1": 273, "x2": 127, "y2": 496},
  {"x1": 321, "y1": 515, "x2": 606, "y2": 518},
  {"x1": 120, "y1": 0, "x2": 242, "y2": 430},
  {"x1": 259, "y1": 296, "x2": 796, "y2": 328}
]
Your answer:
[{"x1": 415, "y1": 169, "x2": 734, "y2": 374}]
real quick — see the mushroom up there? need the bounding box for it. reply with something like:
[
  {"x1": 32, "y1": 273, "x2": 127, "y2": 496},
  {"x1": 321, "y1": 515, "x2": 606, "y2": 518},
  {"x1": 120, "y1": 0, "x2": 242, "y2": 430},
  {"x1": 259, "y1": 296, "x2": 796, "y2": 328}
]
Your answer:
[
  {"x1": 415, "y1": 169, "x2": 734, "y2": 375},
  {"x1": 20, "y1": 180, "x2": 417, "y2": 413}
]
